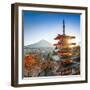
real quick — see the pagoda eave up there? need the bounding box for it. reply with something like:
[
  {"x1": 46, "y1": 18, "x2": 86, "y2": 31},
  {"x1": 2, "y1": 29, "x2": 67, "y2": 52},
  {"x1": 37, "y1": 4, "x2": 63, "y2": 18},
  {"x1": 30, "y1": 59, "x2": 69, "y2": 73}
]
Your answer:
[
  {"x1": 57, "y1": 52, "x2": 72, "y2": 56},
  {"x1": 54, "y1": 35, "x2": 76, "y2": 40}
]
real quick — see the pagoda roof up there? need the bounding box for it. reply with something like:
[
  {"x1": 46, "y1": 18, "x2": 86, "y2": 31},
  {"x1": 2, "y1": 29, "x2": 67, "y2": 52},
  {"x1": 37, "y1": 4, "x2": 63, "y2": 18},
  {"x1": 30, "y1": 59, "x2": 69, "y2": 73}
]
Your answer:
[
  {"x1": 57, "y1": 51, "x2": 72, "y2": 53},
  {"x1": 54, "y1": 34, "x2": 75, "y2": 40},
  {"x1": 57, "y1": 52, "x2": 72, "y2": 56},
  {"x1": 54, "y1": 43, "x2": 76, "y2": 46}
]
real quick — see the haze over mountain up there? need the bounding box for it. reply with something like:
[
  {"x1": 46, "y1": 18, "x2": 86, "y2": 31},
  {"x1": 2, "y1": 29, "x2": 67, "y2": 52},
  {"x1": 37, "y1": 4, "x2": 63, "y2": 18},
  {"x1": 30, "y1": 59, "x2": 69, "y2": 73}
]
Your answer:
[{"x1": 24, "y1": 40, "x2": 55, "y2": 48}]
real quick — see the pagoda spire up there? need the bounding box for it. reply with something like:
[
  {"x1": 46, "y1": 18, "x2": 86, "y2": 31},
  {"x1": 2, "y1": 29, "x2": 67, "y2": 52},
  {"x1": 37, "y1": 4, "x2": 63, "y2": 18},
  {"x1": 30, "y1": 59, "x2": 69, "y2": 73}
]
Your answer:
[{"x1": 63, "y1": 20, "x2": 65, "y2": 35}]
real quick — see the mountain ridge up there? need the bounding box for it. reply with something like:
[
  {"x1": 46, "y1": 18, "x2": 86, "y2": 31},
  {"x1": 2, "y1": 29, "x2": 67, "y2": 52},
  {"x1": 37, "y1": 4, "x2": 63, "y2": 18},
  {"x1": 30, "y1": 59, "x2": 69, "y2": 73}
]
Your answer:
[{"x1": 24, "y1": 40, "x2": 55, "y2": 48}]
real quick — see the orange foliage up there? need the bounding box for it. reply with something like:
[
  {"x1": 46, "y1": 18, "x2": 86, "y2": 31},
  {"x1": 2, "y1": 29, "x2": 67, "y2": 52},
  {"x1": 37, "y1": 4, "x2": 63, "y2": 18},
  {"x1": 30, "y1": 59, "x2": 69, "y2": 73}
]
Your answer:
[
  {"x1": 24, "y1": 55, "x2": 33, "y2": 63},
  {"x1": 24, "y1": 54, "x2": 38, "y2": 71}
]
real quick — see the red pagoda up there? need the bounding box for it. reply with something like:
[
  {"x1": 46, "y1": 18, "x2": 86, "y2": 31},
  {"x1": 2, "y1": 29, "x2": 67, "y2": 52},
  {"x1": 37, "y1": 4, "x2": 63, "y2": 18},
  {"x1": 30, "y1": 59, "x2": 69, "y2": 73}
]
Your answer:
[{"x1": 54, "y1": 20, "x2": 77, "y2": 75}]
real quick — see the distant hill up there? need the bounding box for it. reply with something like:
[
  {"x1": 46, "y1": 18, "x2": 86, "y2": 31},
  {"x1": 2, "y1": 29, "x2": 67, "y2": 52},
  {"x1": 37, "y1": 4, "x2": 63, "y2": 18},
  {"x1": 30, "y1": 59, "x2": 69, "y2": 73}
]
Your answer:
[{"x1": 24, "y1": 40, "x2": 55, "y2": 49}]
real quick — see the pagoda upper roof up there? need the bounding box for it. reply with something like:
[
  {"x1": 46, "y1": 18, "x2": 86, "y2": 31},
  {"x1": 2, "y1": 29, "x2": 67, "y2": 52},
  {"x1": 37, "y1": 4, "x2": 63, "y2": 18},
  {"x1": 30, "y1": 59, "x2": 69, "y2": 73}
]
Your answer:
[{"x1": 54, "y1": 34, "x2": 75, "y2": 40}]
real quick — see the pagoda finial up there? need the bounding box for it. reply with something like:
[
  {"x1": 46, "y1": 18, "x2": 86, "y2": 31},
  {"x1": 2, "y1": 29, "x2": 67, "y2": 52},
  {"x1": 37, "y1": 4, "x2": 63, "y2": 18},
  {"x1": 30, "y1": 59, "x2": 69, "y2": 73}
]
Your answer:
[{"x1": 63, "y1": 20, "x2": 65, "y2": 35}]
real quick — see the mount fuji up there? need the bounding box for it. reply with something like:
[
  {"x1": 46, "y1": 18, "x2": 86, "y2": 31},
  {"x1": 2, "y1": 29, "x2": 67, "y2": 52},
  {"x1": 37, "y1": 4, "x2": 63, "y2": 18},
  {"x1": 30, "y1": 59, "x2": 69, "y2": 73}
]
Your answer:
[{"x1": 24, "y1": 40, "x2": 55, "y2": 49}]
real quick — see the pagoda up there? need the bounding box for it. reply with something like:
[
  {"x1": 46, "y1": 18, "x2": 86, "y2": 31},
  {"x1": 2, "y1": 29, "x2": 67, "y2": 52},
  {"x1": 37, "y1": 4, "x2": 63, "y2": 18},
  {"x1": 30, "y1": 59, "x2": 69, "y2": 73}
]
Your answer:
[
  {"x1": 54, "y1": 20, "x2": 77, "y2": 75},
  {"x1": 54, "y1": 20, "x2": 76, "y2": 57}
]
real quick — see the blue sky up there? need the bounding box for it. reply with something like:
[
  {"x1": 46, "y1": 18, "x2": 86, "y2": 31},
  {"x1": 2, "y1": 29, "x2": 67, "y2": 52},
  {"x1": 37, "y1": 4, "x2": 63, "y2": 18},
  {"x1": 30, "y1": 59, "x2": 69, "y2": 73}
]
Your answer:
[{"x1": 23, "y1": 11, "x2": 80, "y2": 46}]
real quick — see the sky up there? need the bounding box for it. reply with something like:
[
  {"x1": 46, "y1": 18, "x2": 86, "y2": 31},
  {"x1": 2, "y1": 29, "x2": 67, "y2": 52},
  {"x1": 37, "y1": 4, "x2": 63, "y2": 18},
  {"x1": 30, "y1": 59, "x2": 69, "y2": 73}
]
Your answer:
[{"x1": 23, "y1": 11, "x2": 80, "y2": 46}]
